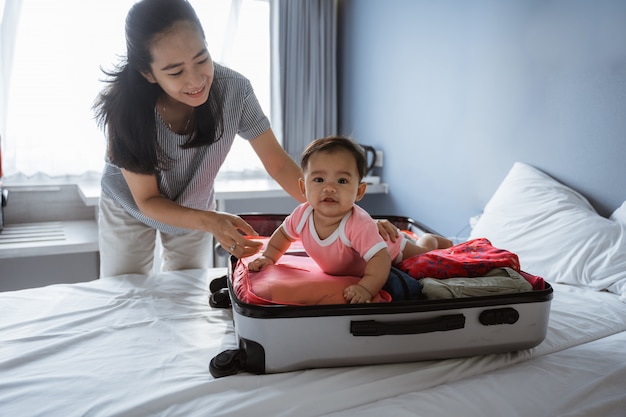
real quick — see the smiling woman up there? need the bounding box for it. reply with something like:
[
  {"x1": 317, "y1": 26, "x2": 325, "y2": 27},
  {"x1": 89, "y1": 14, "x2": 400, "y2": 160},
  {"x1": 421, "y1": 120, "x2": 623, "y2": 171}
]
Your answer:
[{"x1": 1, "y1": 0, "x2": 269, "y2": 178}]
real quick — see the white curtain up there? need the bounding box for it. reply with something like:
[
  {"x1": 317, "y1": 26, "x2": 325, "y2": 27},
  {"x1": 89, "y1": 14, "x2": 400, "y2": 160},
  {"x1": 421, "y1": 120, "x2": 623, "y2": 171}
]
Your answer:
[
  {"x1": 2, "y1": 0, "x2": 133, "y2": 178},
  {"x1": 270, "y1": 0, "x2": 338, "y2": 161},
  {"x1": 0, "y1": 0, "x2": 23, "y2": 173}
]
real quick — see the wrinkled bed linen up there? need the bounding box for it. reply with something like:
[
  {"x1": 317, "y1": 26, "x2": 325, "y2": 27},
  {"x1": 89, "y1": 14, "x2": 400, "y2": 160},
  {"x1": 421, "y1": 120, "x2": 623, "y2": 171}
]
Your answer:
[{"x1": 323, "y1": 330, "x2": 626, "y2": 417}]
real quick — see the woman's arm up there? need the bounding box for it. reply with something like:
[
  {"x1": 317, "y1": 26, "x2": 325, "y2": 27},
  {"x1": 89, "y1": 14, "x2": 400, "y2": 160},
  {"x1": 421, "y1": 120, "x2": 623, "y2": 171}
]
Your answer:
[
  {"x1": 121, "y1": 169, "x2": 262, "y2": 257},
  {"x1": 249, "y1": 128, "x2": 306, "y2": 203}
]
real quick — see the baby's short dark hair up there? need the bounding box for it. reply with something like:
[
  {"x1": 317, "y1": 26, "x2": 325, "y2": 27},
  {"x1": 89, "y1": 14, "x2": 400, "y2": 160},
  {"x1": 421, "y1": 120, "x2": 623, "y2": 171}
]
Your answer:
[{"x1": 300, "y1": 136, "x2": 367, "y2": 180}]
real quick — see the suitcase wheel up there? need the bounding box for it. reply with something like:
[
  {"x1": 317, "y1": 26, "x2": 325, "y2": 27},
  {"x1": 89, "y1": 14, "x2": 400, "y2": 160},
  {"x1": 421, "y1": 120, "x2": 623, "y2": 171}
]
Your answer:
[
  {"x1": 209, "y1": 349, "x2": 246, "y2": 378},
  {"x1": 209, "y1": 275, "x2": 228, "y2": 293},
  {"x1": 209, "y1": 288, "x2": 231, "y2": 309}
]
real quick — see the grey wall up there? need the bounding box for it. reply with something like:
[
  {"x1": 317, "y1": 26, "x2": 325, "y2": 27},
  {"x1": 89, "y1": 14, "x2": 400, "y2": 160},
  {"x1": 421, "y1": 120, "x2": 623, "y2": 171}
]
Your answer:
[{"x1": 339, "y1": 0, "x2": 626, "y2": 237}]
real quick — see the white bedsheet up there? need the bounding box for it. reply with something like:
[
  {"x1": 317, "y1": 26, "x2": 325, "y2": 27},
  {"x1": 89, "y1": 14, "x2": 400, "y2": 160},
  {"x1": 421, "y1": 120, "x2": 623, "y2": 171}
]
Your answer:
[
  {"x1": 325, "y1": 331, "x2": 626, "y2": 417},
  {"x1": 1, "y1": 269, "x2": 625, "y2": 417}
]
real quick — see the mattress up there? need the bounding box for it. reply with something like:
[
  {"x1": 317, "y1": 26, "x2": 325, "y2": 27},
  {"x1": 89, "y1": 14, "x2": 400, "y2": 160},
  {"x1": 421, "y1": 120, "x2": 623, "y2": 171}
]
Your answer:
[{"x1": 1, "y1": 268, "x2": 624, "y2": 416}]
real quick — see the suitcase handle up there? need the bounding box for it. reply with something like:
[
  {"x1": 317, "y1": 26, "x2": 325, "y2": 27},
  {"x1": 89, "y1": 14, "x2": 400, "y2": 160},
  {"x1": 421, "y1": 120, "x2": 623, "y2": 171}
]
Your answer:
[{"x1": 350, "y1": 314, "x2": 466, "y2": 336}]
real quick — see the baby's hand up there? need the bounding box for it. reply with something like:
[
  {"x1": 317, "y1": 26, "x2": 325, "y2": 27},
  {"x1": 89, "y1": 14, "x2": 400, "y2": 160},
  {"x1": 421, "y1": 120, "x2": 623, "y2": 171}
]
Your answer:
[
  {"x1": 248, "y1": 256, "x2": 275, "y2": 272},
  {"x1": 344, "y1": 284, "x2": 373, "y2": 304}
]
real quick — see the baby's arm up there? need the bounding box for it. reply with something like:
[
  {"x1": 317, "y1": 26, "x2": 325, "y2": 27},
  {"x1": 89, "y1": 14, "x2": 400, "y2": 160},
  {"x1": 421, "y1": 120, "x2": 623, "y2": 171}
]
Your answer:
[
  {"x1": 248, "y1": 226, "x2": 294, "y2": 271},
  {"x1": 344, "y1": 249, "x2": 392, "y2": 304}
]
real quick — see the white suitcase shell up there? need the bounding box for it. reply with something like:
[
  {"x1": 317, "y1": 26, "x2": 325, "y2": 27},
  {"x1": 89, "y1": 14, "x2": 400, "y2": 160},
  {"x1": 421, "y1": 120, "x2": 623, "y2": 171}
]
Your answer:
[{"x1": 211, "y1": 278, "x2": 551, "y2": 376}]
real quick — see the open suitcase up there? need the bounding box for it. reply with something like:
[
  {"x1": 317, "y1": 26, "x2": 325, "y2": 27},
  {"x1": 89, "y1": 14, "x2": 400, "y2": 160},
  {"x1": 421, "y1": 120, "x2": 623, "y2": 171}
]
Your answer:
[{"x1": 209, "y1": 214, "x2": 553, "y2": 378}]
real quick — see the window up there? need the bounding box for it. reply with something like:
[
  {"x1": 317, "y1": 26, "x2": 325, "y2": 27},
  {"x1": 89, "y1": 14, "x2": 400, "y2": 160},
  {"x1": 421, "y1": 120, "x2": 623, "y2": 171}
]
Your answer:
[{"x1": 2, "y1": 0, "x2": 270, "y2": 179}]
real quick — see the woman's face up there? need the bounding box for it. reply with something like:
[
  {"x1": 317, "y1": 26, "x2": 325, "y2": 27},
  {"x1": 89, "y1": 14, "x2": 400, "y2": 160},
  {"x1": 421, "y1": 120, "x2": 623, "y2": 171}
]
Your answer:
[{"x1": 142, "y1": 20, "x2": 213, "y2": 108}]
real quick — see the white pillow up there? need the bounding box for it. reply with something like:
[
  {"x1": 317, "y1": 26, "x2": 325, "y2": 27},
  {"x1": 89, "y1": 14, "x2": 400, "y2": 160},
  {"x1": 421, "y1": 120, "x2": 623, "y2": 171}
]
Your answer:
[
  {"x1": 469, "y1": 162, "x2": 626, "y2": 299},
  {"x1": 610, "y1": 201, "x2": 626, "y2": 225}
]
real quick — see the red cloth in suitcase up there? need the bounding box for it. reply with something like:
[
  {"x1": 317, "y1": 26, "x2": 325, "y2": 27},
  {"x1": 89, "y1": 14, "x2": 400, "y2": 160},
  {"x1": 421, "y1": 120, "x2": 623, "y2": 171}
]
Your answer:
[
  {"x1": 234, "y1": 239, "x2": 392, "y2": 306},
  {"x1": 398, "y1": 238, "x2": 521, "y2": 279}
]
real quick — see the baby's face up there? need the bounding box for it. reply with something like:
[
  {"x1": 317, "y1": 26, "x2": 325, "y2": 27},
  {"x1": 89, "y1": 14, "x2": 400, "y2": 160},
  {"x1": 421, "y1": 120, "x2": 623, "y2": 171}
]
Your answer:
[{"x1": 301, "y1": 149, "x2": 365, "y2": 219}]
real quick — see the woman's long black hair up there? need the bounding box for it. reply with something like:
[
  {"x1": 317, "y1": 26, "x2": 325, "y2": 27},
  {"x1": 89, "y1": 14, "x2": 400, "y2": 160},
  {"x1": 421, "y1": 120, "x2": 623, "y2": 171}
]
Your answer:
[{"x1": 93, "y1": 0, "x2": 224, "y2": 174}]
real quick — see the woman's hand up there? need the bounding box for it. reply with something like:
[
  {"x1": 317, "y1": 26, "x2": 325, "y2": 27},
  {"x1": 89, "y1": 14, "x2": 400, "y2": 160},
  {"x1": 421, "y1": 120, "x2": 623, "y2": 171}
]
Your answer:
[
  {"x1": 210, "y1": 212, "x2": 263, "y2": 258},
  {"x1": 375, "y1": 219, "x2": 400, "y2": 242}
]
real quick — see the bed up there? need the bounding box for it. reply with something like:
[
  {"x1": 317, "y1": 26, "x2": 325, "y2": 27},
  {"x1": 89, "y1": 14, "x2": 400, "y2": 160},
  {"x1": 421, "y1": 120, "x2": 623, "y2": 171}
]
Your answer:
[{"x1": 1, "y1": 162, "x2": 625, "y2": 417}]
